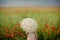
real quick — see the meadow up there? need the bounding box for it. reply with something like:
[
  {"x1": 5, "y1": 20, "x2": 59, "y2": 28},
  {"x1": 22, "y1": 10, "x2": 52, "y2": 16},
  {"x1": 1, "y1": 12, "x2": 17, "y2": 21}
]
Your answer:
[{"x1": 0, "y1": 7, "x2": 60, "y2": 40}]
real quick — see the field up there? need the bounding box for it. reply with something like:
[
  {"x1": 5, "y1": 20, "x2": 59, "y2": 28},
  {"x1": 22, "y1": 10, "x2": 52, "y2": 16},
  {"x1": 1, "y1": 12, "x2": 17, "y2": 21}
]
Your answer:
[{"x1": 0, "y1": 7, "x2": 60, "y2": 40}]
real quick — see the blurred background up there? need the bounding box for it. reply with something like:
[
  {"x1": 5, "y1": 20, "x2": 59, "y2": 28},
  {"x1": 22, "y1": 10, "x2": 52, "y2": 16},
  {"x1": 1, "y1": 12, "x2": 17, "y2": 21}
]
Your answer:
[{"x1": 0, "y1": 0, "x2": 60, "y2": 7}]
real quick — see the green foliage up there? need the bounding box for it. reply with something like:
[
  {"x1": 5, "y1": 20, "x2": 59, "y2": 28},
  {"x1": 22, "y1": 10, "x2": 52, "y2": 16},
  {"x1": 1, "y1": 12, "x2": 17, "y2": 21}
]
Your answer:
[{"x1": 0, "y1": 8, "x2": 60, "y2": 40}]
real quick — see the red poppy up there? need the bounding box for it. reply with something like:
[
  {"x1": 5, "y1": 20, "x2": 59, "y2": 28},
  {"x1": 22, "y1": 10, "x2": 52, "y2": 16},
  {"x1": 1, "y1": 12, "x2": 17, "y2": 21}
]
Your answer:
[
  {"x1": 50, "y1": 27, "x2": 56, "y2": 32},
  {"x1": 10, "y1": 34, "x2": 15, "y2": 38},
  {"x1": 42, "y1": 29, "x2": 46, "y2": 32},
  {"x1": 45, "y1": 24, "x2": 50, "y2": 28},
  {"x1": 48, "y1": 32, "x2": 50, "y2": 35},
  {"x1": 5, "y1": 34, "x2": 10, "y2": 37}
]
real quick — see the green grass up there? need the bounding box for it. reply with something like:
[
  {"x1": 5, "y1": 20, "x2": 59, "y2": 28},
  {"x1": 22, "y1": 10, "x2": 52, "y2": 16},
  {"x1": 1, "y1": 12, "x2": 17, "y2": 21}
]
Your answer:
[{"x1": 0, "y1": 7, "x2": 60, "y2": 40}]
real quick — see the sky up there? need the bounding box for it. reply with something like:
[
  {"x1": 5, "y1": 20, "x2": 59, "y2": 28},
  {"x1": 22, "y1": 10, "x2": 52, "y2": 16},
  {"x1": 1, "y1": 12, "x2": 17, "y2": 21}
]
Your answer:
[{"x1": 0, "y1": 0, "x2": 60, "y2": 7}]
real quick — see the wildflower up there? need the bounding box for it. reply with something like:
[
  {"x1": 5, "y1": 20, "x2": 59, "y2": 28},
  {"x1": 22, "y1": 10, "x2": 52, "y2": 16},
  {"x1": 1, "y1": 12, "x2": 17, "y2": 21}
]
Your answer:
[
  {"x1": 48, "y1": 32, "x2": 50, "y2": 35},
  {"x1": 42, "y1": 29, "x2": 46, "y2": 33},
  {"x1": 50, "y1": 27, "x2": 56, "y2": 32},
  {"x1": 10, "y1": 34, "x2": 15, "y2": 38},
  {"x1": 45, "y1": 24, "x2": 50, "y2": 28},
  {"x1": 5, "y1": 34, "x2": 10, "y2": 37}
]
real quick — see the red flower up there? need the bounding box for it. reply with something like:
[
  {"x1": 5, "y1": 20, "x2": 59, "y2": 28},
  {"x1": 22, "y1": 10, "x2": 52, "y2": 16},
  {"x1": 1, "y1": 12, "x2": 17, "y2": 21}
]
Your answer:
[
  {"x1": 48, "y1": 32, "x2": 50, "y2": 35},
  {"x1": 50, "y1": 27, "x2": 56, "y2": 32},
  {"x1": 45, "y1": 24, "x2": 49, "y2": 28},
  {"x1": 42, "y1": 29, "x2": 46, "y2": 32},
  {"x1": 5, "y1": 34, "x2": 10, "y2": 37},
  {"x1": 10, "y1": 34, "x2": 15, "y2": 38}
]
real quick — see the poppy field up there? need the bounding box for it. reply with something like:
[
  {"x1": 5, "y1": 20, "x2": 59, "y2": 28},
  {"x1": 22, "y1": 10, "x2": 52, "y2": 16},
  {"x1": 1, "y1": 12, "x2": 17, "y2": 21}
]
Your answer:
[{"x1": 0, "y1": 7, "x2": 60, "y2": 40}]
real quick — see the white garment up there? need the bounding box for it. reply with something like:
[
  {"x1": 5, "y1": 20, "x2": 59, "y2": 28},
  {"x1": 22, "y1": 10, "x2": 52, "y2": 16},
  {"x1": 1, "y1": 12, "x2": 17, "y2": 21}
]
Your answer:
[{"x1": 27, "y1": 32, "x2": 37, "y2": 40}]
